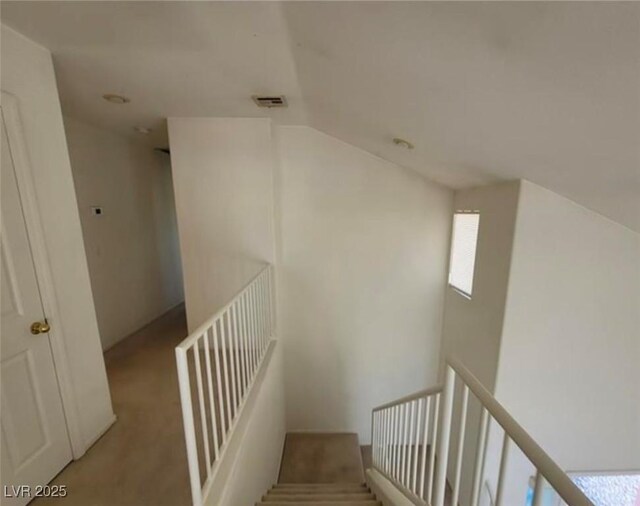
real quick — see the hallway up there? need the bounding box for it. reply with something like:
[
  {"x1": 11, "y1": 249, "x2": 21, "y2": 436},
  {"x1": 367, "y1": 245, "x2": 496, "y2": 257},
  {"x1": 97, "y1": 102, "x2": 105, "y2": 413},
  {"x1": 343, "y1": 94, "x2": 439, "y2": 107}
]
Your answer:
[{"x1": 35, "y1": 305, "x2": 191, "y2": 506}]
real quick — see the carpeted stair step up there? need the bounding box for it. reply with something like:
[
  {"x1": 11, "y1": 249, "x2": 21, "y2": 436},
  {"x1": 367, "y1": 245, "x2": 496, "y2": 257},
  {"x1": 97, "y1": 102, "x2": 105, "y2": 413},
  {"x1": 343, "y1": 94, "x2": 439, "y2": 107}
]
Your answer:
[
  {"x1": 271, "y1": 485, "x2": 369, "y2": 494},
  {"x1": 256, "y1": 502, "x2": 381, "y2": 506},
  {"x1": 261, "y1": 434, "x2": 377, "y2": 505},
  {"x1": 263, "y1": 493, "x2": 375, "y2": 501},
  {"x1": 272, "y1": 483, "x2": 367, "y2": 488}
]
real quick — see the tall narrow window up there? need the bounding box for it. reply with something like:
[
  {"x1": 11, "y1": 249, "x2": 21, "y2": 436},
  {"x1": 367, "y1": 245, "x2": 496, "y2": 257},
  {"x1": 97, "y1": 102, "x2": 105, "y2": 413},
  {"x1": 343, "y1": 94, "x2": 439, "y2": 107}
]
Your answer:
[{"x1": 448, "y1": 212, "x2": 480, "y2": 297}]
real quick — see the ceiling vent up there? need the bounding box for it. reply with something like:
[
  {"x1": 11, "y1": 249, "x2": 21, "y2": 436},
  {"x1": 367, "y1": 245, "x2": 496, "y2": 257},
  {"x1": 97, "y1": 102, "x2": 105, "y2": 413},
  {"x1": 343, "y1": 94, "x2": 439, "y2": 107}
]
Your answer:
[{"x1": 252, "y1": 95, "x2": 288, "y2": 108}]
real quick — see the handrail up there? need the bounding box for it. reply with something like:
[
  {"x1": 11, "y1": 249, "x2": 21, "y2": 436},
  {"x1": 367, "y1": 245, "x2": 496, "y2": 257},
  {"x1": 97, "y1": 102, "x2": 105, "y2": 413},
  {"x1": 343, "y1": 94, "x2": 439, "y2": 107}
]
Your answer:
[
  {"x1": 175, "y1": 264, "x2": 275, "y2": 506},
  {"x1": 373, "y1": 384, "x2": 443, "y2": 412},
  {"x1": 177, "y1": 265, "x2": 269, "y2": 350},
  {"x1": 446, "y1": 355, "x2": 593, "y2": 506},
  {"x1": 370, "y1": 354, "x2": 595, "y2": 506}
]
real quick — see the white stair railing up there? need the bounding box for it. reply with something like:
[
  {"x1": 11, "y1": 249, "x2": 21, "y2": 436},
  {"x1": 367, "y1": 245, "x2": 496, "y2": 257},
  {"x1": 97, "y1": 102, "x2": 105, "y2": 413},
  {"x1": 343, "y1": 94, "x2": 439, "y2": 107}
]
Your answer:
[
  {"x1": 372, "y1": 384, "x2": 444, "y2": 504},
  {"x1": 176, "y1": 265, "x2": 274, "y2": 506},
  {"x1": 371, "y1": 355, "x2": 594, "y2": 506}
]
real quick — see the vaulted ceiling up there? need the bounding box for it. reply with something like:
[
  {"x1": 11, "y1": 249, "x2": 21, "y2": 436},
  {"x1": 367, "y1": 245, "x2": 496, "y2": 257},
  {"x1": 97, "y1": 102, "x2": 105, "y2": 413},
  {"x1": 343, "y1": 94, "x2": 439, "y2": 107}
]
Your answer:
[{"x1": 2, "y1": 2, "x2": 639, "y2": 231}]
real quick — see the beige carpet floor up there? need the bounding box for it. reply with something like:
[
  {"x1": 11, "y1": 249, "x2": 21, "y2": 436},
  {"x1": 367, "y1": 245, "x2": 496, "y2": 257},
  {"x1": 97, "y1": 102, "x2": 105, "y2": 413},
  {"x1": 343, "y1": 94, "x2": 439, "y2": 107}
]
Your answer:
[
  {"x1": 34, "y1": 305, "x2": 191, "y2": 506},
  {"x1": 278, "y1": 433, "x2": 366, "y2": 484}
]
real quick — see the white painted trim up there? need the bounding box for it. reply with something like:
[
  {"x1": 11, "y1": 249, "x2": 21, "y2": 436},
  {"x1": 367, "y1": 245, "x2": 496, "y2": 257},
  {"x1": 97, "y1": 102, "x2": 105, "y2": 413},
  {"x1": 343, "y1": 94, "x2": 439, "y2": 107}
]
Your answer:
[
  {"x1": 0, "y1": 91, "x2": 86, "y2": 458},
  {"x1": 82, "y1": 414, "x2": 117, "y2": 451}
]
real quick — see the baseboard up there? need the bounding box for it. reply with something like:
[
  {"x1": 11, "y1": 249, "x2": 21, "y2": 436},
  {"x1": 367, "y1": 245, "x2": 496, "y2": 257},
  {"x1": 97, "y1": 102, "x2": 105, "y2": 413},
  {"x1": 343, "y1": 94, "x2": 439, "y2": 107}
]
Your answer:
[
  {"x1": 102, "y1": 301, "x2": 186, "y2": 352},
  {"x1": 76, "y1": 413, "x2": 117, "y2": 459}
]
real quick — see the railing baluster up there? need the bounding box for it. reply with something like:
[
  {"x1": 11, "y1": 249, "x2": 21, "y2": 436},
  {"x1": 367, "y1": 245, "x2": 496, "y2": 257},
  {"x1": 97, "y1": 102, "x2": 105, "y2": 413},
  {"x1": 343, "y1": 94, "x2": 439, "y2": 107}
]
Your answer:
[
  {"x1": 385, "y1": 408, "x2": 392, "y2": 474},
  {"x1": 379, "y1": 409, "x2": 388, "y2": 471},
  {"x1": 193, "y1": 338, "x2": 212, "y2": 475},
  {"x1": 239, "y1": 295, "x2": 249, "y2": 396},
  {"x1": 246, "y1": 291, "x2": 253, "y2": 380},
  {"x1": 397, "y1": 404, "x2": 403, "y2": 481},
  {"x1": 495, "y1": 432, "x2": 511, "y2": 506},
  {"x1": 260, "y1": 273, "x2": 267, "y2": 346},
  {"x1": 387, "y1": 408, "x2": 395, "y2": 476},
  {"x1": 240, "y1": 291, "x2": 251, "y2": 390},
  {"x1": 471, "y1": 407, "x2": 490, "y2": 506},
  {"x1": 250, "y1": 282, "x2": 259, "y2": 364},
  {"x1": 175, "y1": 347, "x2": 202, "y2": 506},
  {"x1": 253, "y1": 281, "x2": 261, "y2": 361},
  {"x1": 390, "y1": 406, "x2": 397, "y2": 479},
  {"x1": 243, "y1": 291, "x2": 254, "y2": 378},
  {"x1": 403, "y1": 402, "x2": 409, "y2": 487},
  {"x1": 253, "y1": 278, "x2": 264, "y2": 359},
  {"x1": 245, "y1": 290, "x2": 253, "y2": 375},
  {"x1": 226, "y1": 310, "x2": 238, "y2": 419},
  {"x1": 400, "y1": 403, "x2": 407, "y2": 485},
  {"x1": 203, "y1": 328, "x2": 220, "y2": 461},
  {"x1": 212, "y1": 321, "x2": 227, "y2": 439},
  {"x1": 267, "y1": 267, "x2": 273, "y2": 336},
  {"x1": 401, "y1": 403, "x2": 408, "y2": 483},
  {"x1": 434, "y1": 367, "x2": 455, "y2": 506},
  {"x1": 403, "y1": 401, "x2": 415, "y2": 488},
  {"x1": 532, "y1": 471, "x2": 545, "y2": 506},
  {"x1": 231, "y1": 302, "x2": 242, "y2": 404},
  {"x1": 378, "y1": 411, "x2": 383, "y2": 467},
  {"x1": 452, "y1": 384, "x2": 469, "y2": 506},
  {"x1": 253, "y1": 282, "x2": 260, "y2": 365},
  {"x1": 220, "y1": 311, "x2": 233, "y2": 427},
  {"x1": 411, "y1": 398, "x2": 422, "y2": 493},
  {"x1": 262, "y1": 273, "x2": 268, "y2": 345},
  {"x1": 396, "y1": 404, "x2": 403, "y2": 480},
  {"x1": 427, "y1": 394, "x2": 440, "y2": 503},
  {"x1": 419, "y1": 396, "x2": 431, "y2": 499},
  {"x1": 371, "y1": 411, "x2": 380, "y2": 464},
  {"x1": 371, "y1": 411, "x2": 376, "y2": 465}
]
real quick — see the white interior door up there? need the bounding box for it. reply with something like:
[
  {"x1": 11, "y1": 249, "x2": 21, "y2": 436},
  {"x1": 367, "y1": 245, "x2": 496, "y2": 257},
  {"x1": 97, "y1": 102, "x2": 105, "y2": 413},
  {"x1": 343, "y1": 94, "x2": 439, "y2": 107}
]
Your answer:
[{"x1": 1, "y1": 107, "x2": 72, "y2": 504}]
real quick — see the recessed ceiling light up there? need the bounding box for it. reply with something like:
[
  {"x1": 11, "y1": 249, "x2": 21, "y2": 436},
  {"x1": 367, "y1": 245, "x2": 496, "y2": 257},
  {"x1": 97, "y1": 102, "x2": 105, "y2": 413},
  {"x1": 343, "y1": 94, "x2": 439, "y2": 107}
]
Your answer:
[
  {"x1": 134, "y1": 126, "x2": 152, "y2": 135},
  {"x1": 393, "y1": 137, "x2": 414, "y2": 150},
  {"x1": 102, "y1": 93, "x2": 130, "y2": 104}
]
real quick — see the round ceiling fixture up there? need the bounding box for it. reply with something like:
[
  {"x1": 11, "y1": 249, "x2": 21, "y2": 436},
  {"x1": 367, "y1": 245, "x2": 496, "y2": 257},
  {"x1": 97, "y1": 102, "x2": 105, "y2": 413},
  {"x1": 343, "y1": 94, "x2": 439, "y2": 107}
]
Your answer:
[
  {"x1": 393, "y1": 137, "x2": 414, "y2": 150},
  {"x1": 134, "y1": 126, "x2": 152, "y2": 135},
  {"x1": 102, "y1": 93, "x2": 130, "y2": 104}
]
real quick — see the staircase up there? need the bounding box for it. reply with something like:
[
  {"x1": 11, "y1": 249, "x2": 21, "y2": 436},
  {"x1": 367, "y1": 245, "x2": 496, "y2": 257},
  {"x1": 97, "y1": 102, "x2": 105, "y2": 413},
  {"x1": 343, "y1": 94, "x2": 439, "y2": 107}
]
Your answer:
[
  {"x1": 175, "y1": 265, "x2": 594, "y2": 506},
  {"x1": 256, "y1": 483, "x2": 381, "y2": 505},
  {"x1": 256, "y1": 433, "x2": 380, "y2": 506}
]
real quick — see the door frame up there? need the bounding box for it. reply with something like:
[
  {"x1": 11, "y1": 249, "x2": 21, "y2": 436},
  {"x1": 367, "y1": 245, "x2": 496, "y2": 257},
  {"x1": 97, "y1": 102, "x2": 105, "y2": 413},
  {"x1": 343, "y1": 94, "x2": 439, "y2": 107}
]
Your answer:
[{"x1": 1, "y1": 91, "x2": 85, "y2": 458}]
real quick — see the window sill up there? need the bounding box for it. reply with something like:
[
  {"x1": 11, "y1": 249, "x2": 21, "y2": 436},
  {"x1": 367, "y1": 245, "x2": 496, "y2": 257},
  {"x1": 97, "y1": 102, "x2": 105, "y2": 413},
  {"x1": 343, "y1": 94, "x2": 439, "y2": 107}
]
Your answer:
[{"x1": 449, "y1": 285, "x2": 472, "y2": 300}]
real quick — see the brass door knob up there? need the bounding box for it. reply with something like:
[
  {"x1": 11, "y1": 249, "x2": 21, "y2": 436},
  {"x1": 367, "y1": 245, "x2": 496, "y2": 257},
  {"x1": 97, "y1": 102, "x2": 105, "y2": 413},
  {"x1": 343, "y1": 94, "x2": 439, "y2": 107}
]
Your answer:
[{"x1": 30, "y1": 321, "x2": 50, "y2": 335}]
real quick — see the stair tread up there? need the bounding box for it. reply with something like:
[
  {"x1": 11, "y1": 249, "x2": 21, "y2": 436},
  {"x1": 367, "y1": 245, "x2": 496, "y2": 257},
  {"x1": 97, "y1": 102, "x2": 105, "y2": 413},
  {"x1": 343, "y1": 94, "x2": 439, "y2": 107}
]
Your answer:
[
  {"x1": 271, "y1": 487, "x2": 369, "y2": 492},
  {"x1": 268, "y1": 492, "x2": 371, "y2": 495},
  {"x1": 262, "y1": 481, "x2": 377, "y2": 505},
  {"x1": 257, "y1": 502, "x2": 380, "y2": 506},
  {"x1": 274, "y1": 483, "x2": 366, "y2": 487},
  {"x1": 264, "y1": 493, "x2": 375, "y2": 501}
]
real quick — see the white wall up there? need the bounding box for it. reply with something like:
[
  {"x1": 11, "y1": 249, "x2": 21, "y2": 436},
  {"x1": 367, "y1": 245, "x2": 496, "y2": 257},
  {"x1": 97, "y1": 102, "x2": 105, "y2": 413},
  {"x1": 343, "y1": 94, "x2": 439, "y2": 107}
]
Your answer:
[
  {"x1": 168, "y1": 118, "x2": 276, "y2": 332},
  {"x1": 275, "y1": 126, "x2": 452, "y2": 443},
  {"x1": 1, "y1": 25, "x2": 114, "y2": 453},
  {"x1": 493, "y1": 180, "x2": 640, "y2": 504},
  {"x1": 64, "y1": 117, "x2": 184, "y2": 350},
  {"x1": 441, "y1": 181, "x2": 521, "y2": 390}
]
